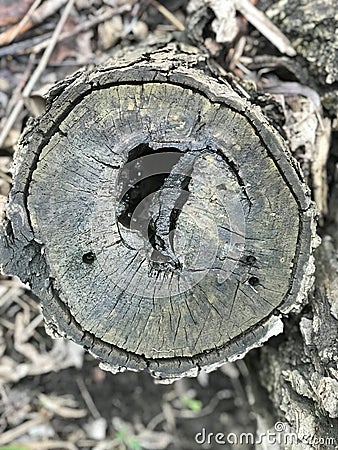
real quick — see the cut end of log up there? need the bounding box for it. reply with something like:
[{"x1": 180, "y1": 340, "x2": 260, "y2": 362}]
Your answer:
[{"x1": 0, "y1": 43, "x2": 316, "y2": 381}]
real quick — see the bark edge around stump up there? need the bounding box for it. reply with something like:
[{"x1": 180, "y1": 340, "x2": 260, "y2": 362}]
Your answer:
[{"x1": 0, "y1": 43, "x2": 317, "y2": 381}]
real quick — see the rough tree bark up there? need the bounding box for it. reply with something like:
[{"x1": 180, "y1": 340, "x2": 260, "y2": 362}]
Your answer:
[
  {"x1": 265, "y1": 0, "x2": 338, "y2": 117},
  {"x1": 243, "y1": 1, "x2": 338, "y2": 448},
  {"x1": 0, "y1": 41, "x2": 316, "y2": 383}
]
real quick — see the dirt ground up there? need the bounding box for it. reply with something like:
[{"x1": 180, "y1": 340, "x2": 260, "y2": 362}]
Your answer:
[
  {"x1": 0, "y1": 0, "x2": 335, "y2": 449},
  {"x1": 0, "y1": 277, "x2": 256, "y2": 449}
]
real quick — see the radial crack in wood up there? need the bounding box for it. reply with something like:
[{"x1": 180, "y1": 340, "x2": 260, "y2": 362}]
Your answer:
[{"x1": 0, "y1": 43, "x2": 316, "y2": 381}]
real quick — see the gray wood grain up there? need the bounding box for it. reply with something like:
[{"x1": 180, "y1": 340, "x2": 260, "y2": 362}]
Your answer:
[{"x1": 0, "y1": 43, "x2": 316, "y2": 381}]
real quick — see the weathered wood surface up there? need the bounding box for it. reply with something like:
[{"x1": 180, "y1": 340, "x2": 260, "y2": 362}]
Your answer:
[{"x1": 0, "y1": 43, "x2": 316, "y2": 381}]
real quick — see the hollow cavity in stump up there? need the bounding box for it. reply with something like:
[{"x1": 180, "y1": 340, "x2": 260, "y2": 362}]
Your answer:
[{"x1": 0, "y1": 46, "x2": 314, "y2": 380}]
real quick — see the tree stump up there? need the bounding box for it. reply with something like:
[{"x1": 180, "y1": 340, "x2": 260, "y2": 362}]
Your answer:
[{"x1": 0, "y1": 43, "x2": 316, "y2": 381}]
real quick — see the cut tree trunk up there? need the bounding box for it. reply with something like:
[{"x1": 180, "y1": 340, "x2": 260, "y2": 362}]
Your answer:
[{"x1": 0, "y1": 42, "x2": 316, "y2": 382}]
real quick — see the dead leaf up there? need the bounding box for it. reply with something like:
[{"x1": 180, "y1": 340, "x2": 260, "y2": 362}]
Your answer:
[
  {"x1": 2, "y1": 128, "x2": 21, "y2": 149},
  {"x1": 84, "y1": 418, "x2": 107, "y2": 440},
  {"x1": 0, "y1": 0, "x2": 34, "y2": 27},
  {"x1": 210, "y1": 0, "x2": 238, "y2": 44},
  {"x1": 264, "y1": 80, "x2": 330, "y2": 217},
  {"x1": 23, "y1": 95, "x2": 46, "y2": 117},
  {"x1": 187, "y1": 0, "x2": 238, "y2": 43},
  {"x1": 98, "y1": 15, "x2": 123, "y2": 50},
  {"x1": 132, "y1": 21, "x2": 149, "y2": 41},
  {"x1": 75, "y1": 30, "x2": 94, "y2": 64},
  {"x1": 8, "y1": 310, "x2": 84, "y2": 381},
  {"x1": 75, "y1": 0, "x2": 101, "y2": 9}
]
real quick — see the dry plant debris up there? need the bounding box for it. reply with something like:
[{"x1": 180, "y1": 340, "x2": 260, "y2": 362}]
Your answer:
[{"x1": 0, "y1": 0, "x2": 35, "y2": 28}]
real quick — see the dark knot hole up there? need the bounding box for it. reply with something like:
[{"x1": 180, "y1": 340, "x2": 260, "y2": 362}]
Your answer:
[
  {"x1": 82, "y1": 252, "x2": 96, "y2": 264},
  {"x1": 248, "y1": 276, "x2": 259, "y2": 287},
  {"x1": 116, "y1": 143, "x2": 190, "y2": 255}
]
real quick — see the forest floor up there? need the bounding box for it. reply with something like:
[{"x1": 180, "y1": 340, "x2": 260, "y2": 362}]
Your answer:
[
  {"x1": 0, "y1": 0, "x2": 335, "y2": 449},
  {"x1": 0, "y1": 276, "x2": 255, "y2": 450}
]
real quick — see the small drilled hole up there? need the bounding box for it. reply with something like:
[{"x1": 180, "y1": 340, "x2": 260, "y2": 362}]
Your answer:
[
  {"x1": 245, "y1": 255, "x2": 256, "y2": 265},
  {"x1": 82, "y1": 252, "x2": 96, "y2": 264},
  {"x1": 248, "y1": 276, "x2": 259, "y2": 287}
]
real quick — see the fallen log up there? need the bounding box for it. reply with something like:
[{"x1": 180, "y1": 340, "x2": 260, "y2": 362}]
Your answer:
[
  {"x1": 0, "y1": 42, "x2": 316, "y2": 382},
  {"x1": 242, "y1": 0, "x2": 338, "y2": 445}
]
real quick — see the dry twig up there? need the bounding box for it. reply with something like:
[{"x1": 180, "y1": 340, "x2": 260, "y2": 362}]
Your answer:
[
  {"x1": 39, "y1": 393, "x2": 87, "y2": 419},
  {"x1": 0, "y1": 0, "x2": 42, "y2": 46},
  {"x1": 0, "y1": 0, "x2": 68, "y2": 46},
  {"x1": 0, "y1": 412, "x2": 50, "y2": 446},
  {"x1": 150, "y1": 0, "x2": 185, "y2": 31},
  {"x1": 76, "y1": 376, "x2": 101, "y2": 420},
  {"x1": 0, "y1": 0, "x2": 75, "y2": 149},
  {"x1": 235, "y1": 0, "x2": 296, "y2": 56},
  {"x1": 26, "y1": 441, "x2": 77, "y2": 450}
]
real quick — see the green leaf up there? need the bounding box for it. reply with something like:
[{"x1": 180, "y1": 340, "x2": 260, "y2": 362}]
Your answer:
[
  {"x1": 116, "y1": 428, "x2": 126, "y2": 441},
  {"x1": 0, "y1": 445, "x2": 30, "y2": 450},
  {"x1": 116, "y1": 428, "x2": 142, "y2": 450},
  {"x1": 181, "y1": 396, "x2": 203, "y2": 412},
  {"x1": 129, "y1": 438, "x2": 142, "y2": 450}
]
